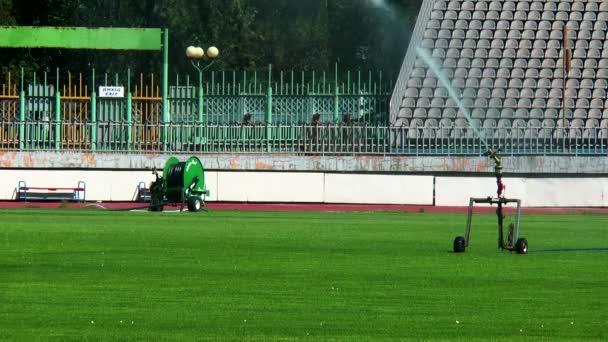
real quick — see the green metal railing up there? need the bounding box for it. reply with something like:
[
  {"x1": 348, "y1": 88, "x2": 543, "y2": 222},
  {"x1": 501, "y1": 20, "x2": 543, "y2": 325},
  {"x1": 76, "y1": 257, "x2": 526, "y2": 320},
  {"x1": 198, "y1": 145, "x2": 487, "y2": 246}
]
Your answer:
[
  {"x1": 2, "y1": 121, "x2": 607, "y2": 156},
  {"x1": 0, "y1": 66, "x2": 389, "y2": 153}
]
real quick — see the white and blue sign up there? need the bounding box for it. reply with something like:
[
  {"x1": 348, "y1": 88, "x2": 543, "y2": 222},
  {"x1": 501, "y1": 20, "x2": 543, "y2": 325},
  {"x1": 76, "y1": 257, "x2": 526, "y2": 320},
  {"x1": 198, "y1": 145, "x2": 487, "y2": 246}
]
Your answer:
[{"x1": 99, "y1": 86, "x2": 125, "y2": 98}]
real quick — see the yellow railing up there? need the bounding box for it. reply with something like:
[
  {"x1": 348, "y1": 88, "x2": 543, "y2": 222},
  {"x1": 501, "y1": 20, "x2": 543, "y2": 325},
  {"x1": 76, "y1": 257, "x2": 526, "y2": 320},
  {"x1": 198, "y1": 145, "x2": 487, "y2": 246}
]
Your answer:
[
  {"x1": 0, "y1": 72, "x2": 19, "y2": 148},
  {"x1": 132, "y1": 73, "x2": 162, "y2": 148},
  {"x1": 61, "y1": 72, "x2": 90, "y2": 149}
]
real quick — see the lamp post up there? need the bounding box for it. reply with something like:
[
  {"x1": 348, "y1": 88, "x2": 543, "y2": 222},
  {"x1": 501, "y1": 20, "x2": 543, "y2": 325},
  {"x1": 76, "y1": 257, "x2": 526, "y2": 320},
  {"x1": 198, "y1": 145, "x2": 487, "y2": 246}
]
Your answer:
[{"x1": 186, "y1": 45, "x2": 219, "y2": 146}]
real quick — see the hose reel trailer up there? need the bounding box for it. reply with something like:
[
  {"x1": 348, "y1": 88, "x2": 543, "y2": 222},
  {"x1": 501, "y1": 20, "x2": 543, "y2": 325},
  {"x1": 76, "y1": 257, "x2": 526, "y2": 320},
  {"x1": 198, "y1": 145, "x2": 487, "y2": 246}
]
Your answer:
[{"x1": 149, "y1": 156, "x2": 209, "y2": 212}]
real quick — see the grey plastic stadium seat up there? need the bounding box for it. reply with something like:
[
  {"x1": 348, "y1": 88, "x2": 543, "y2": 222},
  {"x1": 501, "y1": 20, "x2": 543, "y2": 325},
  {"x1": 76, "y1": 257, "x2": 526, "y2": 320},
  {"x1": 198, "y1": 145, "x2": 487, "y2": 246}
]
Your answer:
[
  {"x1": 504, "y1": 98, "x2": 518, "y2": 108},
  {"x1": 489, "y1": 49, "x2": 502, "y2": 58},
  {"x1": 416, "y1": 98, "x2": 431, "y2": 108},
  {"x1": 591, "y1": 99, "x2": 605, "y2": 109},
  {"x1": 573, "y1": 109, "x2": 587, "y2": 119},
  {"x1": 579, "y1": 89, "x2": 592, "y2": 99},
  {"x1": 533, "y1": 99, "x2": 547, "y2": 109},
  {"x1": 428, "y1": 108, "x2": 442, "y2": 119},
  {"x1": 584, "y1": 12, "x2": 597, "y2": 22},
  {"x1": 530, "y1": 109, "x2": 544, "y2": 119},
  {"x1": 405, "y1": 88, "x2": 418, "y2": 98},
  {"x1": 443, "y1": 108, "x2": 456, "y2": 118},
  {"x1": 589, "y1": 108, "x2": 602, "y2": 118},
  {"x1": 515, "y1": 109, "x2": 529, "y2": 119},
  {"x1": 446, "y1": 98, "x2": 458, "y2": 108},
  {"x1": 473, "y1": 10, "x2": 485, "y2": 20},
  {"x1": 501, "y1": 109, "x2": 515, "y2": 119},
  {"x1": 431, "y1": 11, "x2": 443, "y2": 20},
  {"x1": 485, "y1": 108, "x2": 500, "y2": 119},
  {"x1": 414, "y1": 108, "x2": 428, "y2": 118},
  {"x1": 423, "y1": 78, "x2": 437, "y2": 88},
  {"x1": 441, "y1": 19, "x2": 454, "y2": 30},
  {"x1": 398, "y1": 108, "x2": 413, "y2": 119},
  {"x1": 420, "y1": 87, "x2": 433, "y2": 98},
  {"x1": 477, "y1": 88, "x2": 491, "y2": 98},
  {"x1": 433, "y1": 0, "x2": 446, "y2": 11},
  {"x1": 465, "y1": 78, "x2": 480, "y2": 88},
  {"x1": 550, "y1": 30, "x2": 563, "y2": 40},
  {"x1": 425, "y1": 30, "x2": 439, "y2": 39},
  {"x1": 576, "y1": 99, "x2": 590, "y2": 109},
  {"x1": 593, "y1": 30, "x2": 606, "y2": 40},
  {"x1": 547, "y1": 40, "x2": 560, "y2": 50},
  {"x1": 535, "y1": 89, "x2": 549, "y2": 98},
  {"x1": 518, "y1": 99, "x2": 532, "y2": 109},
  {"x1": 402, "y1": 98, "x2": 416, "y2": 108},
  {"x1": 538, "y1": 79, "x2": 551, "y2": 89},
  {"x1": 445, "y1": 11, "x2": 458, "y2": 20},
  {"x1": 489, "y1": 98, "x2": 503, "y2": 108},
  {"x1": 462, "y1": 87, "x2": 476, "y2": 98},
  {"x1": 570, "y1": 12, "x2": 583, "y2": 22},
  {"x1": 510, "y1": 79, "x2": 523, "y2": 88},
  {"x1": 456, "y1": 20, "x2": 468, "y2": 30},
  {"x1": 548, "y1": 98, "x2": 561, "y2": 109},
  {"x1": 472, "y1": 108, "x2": 486, "y2": 118},
  {"x1": 480, "y1": 78, "x2": 494, "y2": 88},
  {"x1": 463, "y1": 38, "x2": 477, "y2": 49}
]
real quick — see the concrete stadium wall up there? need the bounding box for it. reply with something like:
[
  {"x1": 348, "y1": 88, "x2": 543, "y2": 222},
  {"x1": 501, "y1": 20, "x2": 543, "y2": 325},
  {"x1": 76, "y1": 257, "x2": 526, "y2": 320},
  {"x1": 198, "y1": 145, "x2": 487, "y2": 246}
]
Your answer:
[
  {"x1": 0, "y1": 169, "x2": 434, "y2": 205},
  {"x1": 1, "y1": 167, "x2": 606, "y2": 207}
]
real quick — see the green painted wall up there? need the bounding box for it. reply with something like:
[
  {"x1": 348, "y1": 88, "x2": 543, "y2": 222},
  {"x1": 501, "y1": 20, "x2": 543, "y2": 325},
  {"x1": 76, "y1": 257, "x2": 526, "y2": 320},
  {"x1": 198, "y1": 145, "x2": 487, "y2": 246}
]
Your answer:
[{"x1": 0, "y1": 26, "x2": 161, "y2": 50}]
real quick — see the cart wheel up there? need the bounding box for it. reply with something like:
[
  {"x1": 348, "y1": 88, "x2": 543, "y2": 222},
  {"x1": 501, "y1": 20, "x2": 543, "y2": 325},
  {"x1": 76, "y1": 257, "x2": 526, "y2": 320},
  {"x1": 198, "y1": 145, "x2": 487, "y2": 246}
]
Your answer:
[
  {"x1": 515, "y1": 238, "x2": 528, "y2": 254},
  {"x1": 453, "y1": 236, "x2": 466, "y2": 253},
  {"x1": 187, "y1": 197, "x2": 202, "y2": 212}
]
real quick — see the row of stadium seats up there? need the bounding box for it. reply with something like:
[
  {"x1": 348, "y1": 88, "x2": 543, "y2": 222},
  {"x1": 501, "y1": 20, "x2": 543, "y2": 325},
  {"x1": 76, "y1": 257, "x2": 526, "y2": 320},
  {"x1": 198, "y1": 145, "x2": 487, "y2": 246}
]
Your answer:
[
  {"x1": 406, "y1": 86, "x2": 608, "y2": 99},
  {"x1": 402, "y1": 97, "x2": 608, "y2": 110},
  {"x1": 434, "y1": 1, "x2": 608, "y2": 13},
  {"x1": 434, "y1": 1, "x2": 607, "y2": 13},
  {"x1": 398, "y1": 106, "x2": 608, "y2": 120},
  {"x1": 393, "y1": 117, "x2": 608, "y2": 139}
]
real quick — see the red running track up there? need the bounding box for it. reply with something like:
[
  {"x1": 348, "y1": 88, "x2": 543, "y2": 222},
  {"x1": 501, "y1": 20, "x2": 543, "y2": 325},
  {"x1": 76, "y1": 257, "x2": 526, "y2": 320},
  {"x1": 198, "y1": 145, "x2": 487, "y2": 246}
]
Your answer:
[{"x1": 1, "y1": 201, "x2": 607, "y2": 214}]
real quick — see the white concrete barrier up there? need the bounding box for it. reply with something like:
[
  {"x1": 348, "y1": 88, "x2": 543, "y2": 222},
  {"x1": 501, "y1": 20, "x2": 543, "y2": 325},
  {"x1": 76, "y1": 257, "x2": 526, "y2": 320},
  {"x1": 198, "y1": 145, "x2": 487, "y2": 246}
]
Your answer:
[
  {"x1": 2, "y1": 169, "x2": 607, "y2": 207},
  {"x1": 324, "y1": 174, "x2": 434, "y2": 205},
  {"x1": 0, "y1": 170, "x2": 155, "y2": 201},
  {"x1": 435, "y1": 177, "x2": 608, "y2": 207},
  {"x1": 216, "y1": 172, "x2": 324, "y2": 202}
]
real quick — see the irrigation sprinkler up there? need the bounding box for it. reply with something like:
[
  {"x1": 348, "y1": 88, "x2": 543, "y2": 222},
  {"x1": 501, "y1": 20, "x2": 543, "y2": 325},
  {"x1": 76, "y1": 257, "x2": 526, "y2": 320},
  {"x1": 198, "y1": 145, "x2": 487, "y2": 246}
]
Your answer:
[
  {"x1": 149, "y1": 156, "x2": 210, "y2": 212},
  {"x1": 453, "y1": 149, "x2": 528, "y2": 254},
  {"x1": 415, "y1": 47, "x2": 528, "y2": 254}
]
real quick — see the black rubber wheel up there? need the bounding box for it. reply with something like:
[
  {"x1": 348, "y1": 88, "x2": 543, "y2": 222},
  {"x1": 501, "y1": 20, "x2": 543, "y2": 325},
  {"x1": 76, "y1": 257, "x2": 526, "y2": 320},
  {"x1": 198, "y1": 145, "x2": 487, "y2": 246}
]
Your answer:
[
  {"x1": 187, "y1": 197, "x2": 202, "y2": 212},
  {"x1": 515, "y1": 238, "x2": 528, "y2": 254},
  {"x1": 453, "y1": 236, "x2": 466, "y2": 253}
]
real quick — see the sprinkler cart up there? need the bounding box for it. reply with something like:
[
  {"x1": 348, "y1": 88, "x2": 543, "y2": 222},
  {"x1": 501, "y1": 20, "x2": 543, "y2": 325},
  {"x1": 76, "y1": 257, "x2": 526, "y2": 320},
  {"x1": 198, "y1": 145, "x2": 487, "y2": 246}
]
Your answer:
[
  {"x1": 149, "y1": 156, "x2": 209, "y2": 212},
  {"x1": 453, "y1": 149, "x2": 528, "y2": 254}
]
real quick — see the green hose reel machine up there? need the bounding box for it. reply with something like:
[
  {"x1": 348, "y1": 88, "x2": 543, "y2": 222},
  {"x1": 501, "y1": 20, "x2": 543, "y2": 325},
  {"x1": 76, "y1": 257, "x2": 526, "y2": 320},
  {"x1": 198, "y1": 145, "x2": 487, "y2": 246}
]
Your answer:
[{"x1": 149, "y1": 156, "x2": 209, "y2": 212}]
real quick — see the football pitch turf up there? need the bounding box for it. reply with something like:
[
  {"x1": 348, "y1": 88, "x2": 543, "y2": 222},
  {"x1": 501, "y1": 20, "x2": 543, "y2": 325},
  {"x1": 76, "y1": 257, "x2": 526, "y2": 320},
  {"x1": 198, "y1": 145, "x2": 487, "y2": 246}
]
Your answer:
[{"x1": 1, "y1": 209, "x2": 606, "y2": 341}]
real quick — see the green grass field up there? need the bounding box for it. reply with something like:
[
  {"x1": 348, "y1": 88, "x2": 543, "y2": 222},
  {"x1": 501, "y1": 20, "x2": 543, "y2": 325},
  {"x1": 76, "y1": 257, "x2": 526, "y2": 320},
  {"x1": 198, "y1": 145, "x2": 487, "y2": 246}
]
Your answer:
[{"x1": 1, "y1": 209, "x2": 607, "y2": 341}]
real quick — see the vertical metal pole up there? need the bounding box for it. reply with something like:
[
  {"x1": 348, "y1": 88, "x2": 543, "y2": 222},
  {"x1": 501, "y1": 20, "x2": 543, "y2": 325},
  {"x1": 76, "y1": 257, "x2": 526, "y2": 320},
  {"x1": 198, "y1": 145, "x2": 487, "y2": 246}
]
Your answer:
[
  {"x1": 334, "y1": 63, "x2": 339, "y2": 124},
  {"x1": 198, "y1": 68, "x2": 204, "y2": 146},
  {"x1": 19, "y1": 67, "x2": 25, "y2": 150},
  {"x1": 267, "y1": 64, "x2": 273, "y2": 152},
  {"x1": 55, "y1": 68, "x2": 61, "y2": 151},
  {"x1": 127, "y1": 70, "x2": 132, "y2": 152},
  {"x1": 162, "y1": 28, "x2": 169, "y2": 153},
  {"x1": 91, "y1": 68, "x2": 97, "y2": 151},
  {"x1": 562, "y1": 24, "x2": 568, "y2": 153}
]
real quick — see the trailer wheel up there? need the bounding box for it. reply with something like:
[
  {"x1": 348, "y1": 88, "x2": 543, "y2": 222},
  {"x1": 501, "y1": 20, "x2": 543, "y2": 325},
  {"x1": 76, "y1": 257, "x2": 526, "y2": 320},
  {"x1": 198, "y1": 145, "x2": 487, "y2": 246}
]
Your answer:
[
  {"x1": 515, "y1": 238, "x2": 528, "y2": 254},
  {"x1": 453, "y1": 236, "x2": 466, "y2": 253},
  {"x1": 187, "y1": 197, "x2": 202, "y2": 212}
]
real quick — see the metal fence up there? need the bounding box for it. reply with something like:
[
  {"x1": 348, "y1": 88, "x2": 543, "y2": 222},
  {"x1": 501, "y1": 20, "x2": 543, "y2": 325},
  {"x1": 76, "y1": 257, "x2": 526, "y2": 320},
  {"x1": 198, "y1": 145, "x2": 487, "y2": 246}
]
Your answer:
[{"x1": 1, "y1": 121, "x2": 606, "y2": 156}]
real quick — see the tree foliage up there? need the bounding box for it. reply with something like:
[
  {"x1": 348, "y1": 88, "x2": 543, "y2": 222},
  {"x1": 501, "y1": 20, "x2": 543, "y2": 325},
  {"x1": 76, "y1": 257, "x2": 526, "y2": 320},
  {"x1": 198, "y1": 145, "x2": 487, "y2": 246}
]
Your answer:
[{"x1": 0, "y1": 0, "x2": 421, "y2": 78}]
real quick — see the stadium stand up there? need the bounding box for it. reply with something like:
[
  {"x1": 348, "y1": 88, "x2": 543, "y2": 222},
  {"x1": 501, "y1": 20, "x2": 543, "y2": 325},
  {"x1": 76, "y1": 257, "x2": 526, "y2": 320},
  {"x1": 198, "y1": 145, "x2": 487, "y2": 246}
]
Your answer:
[{"x1": 391, "y1": 0, "x2": 608, "y2": 143}]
